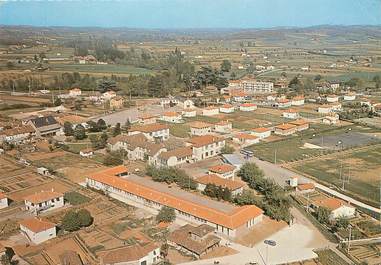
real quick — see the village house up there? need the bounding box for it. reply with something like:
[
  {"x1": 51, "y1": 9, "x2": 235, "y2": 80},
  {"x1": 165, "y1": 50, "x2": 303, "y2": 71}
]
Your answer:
[
  {"x1": 69, "y1": 88, "x2": 81, "y2": 97},
  {"x1": 233, "y1": 133, "x2": 260, "y2": 147},
  {"x1": 0, "y1": 125, "x2": 35, "y2": 145},
  {"x1": 274, "y1": 123, "x2": 297, "y2": 136},
  {"x1": 182, "y1": 108, "x2": 197, "y2": 118},
  {"x1": 168, "y1": 224, "x2": 221, "y2": 259},
  {"x1": 344, "y1": 92, "x2": 356, "y2": 101},
  {"x1": 329, "y1": 81, "x2": 340, "y2": 90},
  {"x1": 231, "y1": 90, "x2": 247, "y2": 102},
  {"x1": 20, "y1": 218, "x2": 56, "y2": 244},
  {"x1": 27, "y1": 116, "x2": 61, "y2": 137},
  {"x1": 186, "y1": 135, "x2": 225, "y2": 161},
  {"x1": 208, "y1": 164, "x2": 236, "y2": 180},
  {"x1": 157, "y1": 147, "x2": 193, "y2": 167},
  {"x1": 102, "y1": 90, "x2": 117, "y2": 100},
  {"x1": 322, "y1": 114, "x2": 340, "y2": 125},
  {"x1": 100, "y1": 243, "x2": 160, "y2": 265},
  {"x1": 239, "y1": 79, "x2": 274, "y2": 94},
  {"x1": 189, "y1": 121, "x2": 213, "y2": 136},
  {"x1": 202, "y1": 106, "x2": 219, "y2": 116},
  {"x1": 296, "y1": 183, "x2": 316, "y2": 193},
  {"x1": 251, "y1": 127, "x2": 271, "y2": 139},
  {"x1": 176, "y1": 98, "x2": 195, "y2": 109},
  {"x1": 239, "y1": 103, "x2": 257, "y2": 112},
  {"x1": 0, "y1": 193, "x2": 9, "y2": 209},
  {"x1": 289, "y1": 119, "x2": 309, "y2": 131},
  {"x1": 313, "y1": 197, "x2": 356, "y2": 220},
  {"x1": 196, "y1": 174, "x2": 244, "y2": 196},
  {"x1": 109, "y1": 96, "x2": 124, "y2": 110},
  {"x1": 79, "y1": 148, "x2": 94, "y2": 158},
  {"x1": 291, "y1": 96, "x2": 305, "y2": 106},
  {"x1": 137, "y1": 114, "x2": 157, "y2": 125},
  {"x1": 277, "y1": 98, "x2": 292, "y2": 108},
  {"x1": 219, "y1": 104, "x2": 235, "y2": 113},
  {"x1": 326, "y1": 94, "x2": 339, "y2": 103},
  {"x1": 86, "y1": 168, "x2": 264, "y2": 238},
  {"x1": 128, "y1": 123, "x2": 170, "y2": 141},
  {"x1": 282, "y1": 109, "x2": 300, "y2": 119},
  {"x1": 214, "y1": 120, "x2": 232, "y2": 134},
  {"x1": 24, "y1": 190, "x2": 64, "y2": 214},
  {"x1": 160, "y1": 111, "x2": 183, "y2": 123}
]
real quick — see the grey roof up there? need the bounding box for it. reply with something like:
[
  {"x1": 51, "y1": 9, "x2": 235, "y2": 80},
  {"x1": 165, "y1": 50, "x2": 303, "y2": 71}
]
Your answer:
[
  {"x1": 221, "y1": 154, "x2": 244, "y2": 167},
  {"x1": 30, "y1": 116, "x2": 59, "y2": 128}
]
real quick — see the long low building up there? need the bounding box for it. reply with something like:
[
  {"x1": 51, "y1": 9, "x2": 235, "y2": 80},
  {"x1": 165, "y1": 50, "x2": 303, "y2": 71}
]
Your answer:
[{"x1": 86, "y1": 167, "x2": 263, "y2": 238}]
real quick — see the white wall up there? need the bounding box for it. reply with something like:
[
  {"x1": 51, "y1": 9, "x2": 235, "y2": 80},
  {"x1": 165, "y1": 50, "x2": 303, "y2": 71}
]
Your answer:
[{"x1": 20, "y1": 225, "x2": 56, "y2": 244}]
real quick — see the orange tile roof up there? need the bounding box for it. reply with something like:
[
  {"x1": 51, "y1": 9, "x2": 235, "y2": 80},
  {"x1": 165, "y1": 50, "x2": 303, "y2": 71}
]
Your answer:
[
  {"x1": 292, "y1": 95, "x2": 305, "y2": 100},
  {"x1": 208, "y1": 164, "x2": 236, "y2": 174},
  {"x1": 234, "y1": 133, "x2": 258, "y2": 140},
  {"x1": 284, "y1": 108, "x2": 298, "y2": 113},
  {"x1": 24, "y1": 190, "x2": 63, "y2": 204},
  {"x1": 277, "y1": 98, "x2": 290, "y2": 103},
  {"x1": 0, "y1": 192, "x2": 7, "y2": 200},
  {"x1": 221, "y1": 104, "x2": 234, "y2": 108},
  {"x1": 187, "y1": 135, "x2": 224, "y2": 148},
  {"x1": 20, "y1": 218, "x2": 56, "y2": 233},
  {"x1": 158, "y1": 147, "x2": 193, "y2": 160},
  {"x1": 189, "y1": 121, "x2": 213, "y2": 129},
  {"x1": 297, "y1": 183, "x2": 315, "y2": 191},
  {"x1": 130, "y1": 123, "x2": 169, "y2": 133},
  {"x1": 204, "y1": 106, "x2": 219, "y2": 110},
  {"x1": 314, "y1": 198, "x2": 353, "y2": 211},
  {"x1": 138, "y1": 114, "x2": 157, "y2": 120},
  {"x1": 240, "y1": 103, "x2": 257, "y2": 107},
  {"x1": 101, "y1": 165, "x2": 129, "y2": 176},
  {"x1": 290, "y1": 119, "x2": 309, "y2": 126},
  {"x1": 252, "y1": 127, "x2": 271, "y2": 133},
  {"x1": 101, "y1": 243, "x2": 158, "y2": 264},
  {"x1": 163, "y1": 111, "x2": 180, "y2": 117},
  {"x1": 275, "y1": 123, "x2": 296, "y2": 130},
  {"x1": 196, "y1": 174, "x2": 244, "y2": 191},
  {"x1": 88, "y1": 169, "x2": 263, "y2": 229},
  {"x1": 215, "y1": 120, "x2": 232, "y2": 126}
]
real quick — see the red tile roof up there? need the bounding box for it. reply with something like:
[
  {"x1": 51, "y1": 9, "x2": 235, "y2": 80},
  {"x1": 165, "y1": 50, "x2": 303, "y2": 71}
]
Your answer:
[
  {"x1": 275, "y1": 123, "x2": 296, "y2": 130},
  {"x1": 20, "y1": 218, "x2": 56, "y2": 233},
  {"x1": 314, "y1": 198, "x2": 353, "y2": 211},
  {"x1": 252, "y1": 127, "x2": 271, "y2": 133},
  {"x1": 187, "y1": 135, "x2": 224, "y2": 148},
  {"x1": 297, "y1": 183, "x2": 315, "y2": 191},
  {"x1": 130, "y1": 123, "x2": 169, "y2": 133},
  {"x1": 197, "y1": 174, "x2": 244, "y2": 191},
  {"x1": 24, "y1": 190, "x2": 63, "y2": 204},
  {"x1": 208, "y1": 164, "x2": 236, "y2": 174}
]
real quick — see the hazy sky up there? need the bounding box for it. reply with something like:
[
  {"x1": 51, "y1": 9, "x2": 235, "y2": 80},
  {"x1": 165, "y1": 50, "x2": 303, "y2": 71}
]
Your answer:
[{"x1": 0, "y1": 0, "x2": 380, "y2": 28}]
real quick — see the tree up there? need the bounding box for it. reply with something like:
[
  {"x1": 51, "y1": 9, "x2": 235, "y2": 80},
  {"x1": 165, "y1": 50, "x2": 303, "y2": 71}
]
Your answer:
[
  {"x1": 234, "y1": 190, "x2": 261, "y2": 206},
  {"x1": 221, "y1": 145, "x2": 234, "y2": 154},
  {"x1": 373, "y1": 75, "x2": 381, "y2": 89},
  {"x1": 316, "y1": 207, "x2": 330, "y2": 224},
  {"x1": 160, "y1": 243, "x2": 169, "y2": 258},
  {"x1": 156, "y1": 206, "x2": 176, "y2": 223},
  {"x1": 63, "y1": 122, "x2": 74, "y2": 136},
  {"x1": 0, "y1": 248, "x2": 17, "y2": 265},
  {"x1": 99, "y1": 132, "x2": 108, "y2": 148},
  {"x1": 124, "y1": 119, "x2": 131, "y2": 132},
  {"x1": 112, "y1": 123, "x2": 121, "y2": 137},
  {"x1": 54, "y1": 98, "x2": 62, "y2": 107},
  {"x1": 62, "y1": 209, "x2": 81, "y2": 232},
  {"x1": 96, "y1": 119, "x2": 107, "y2": 131},
  {"x1": 77, "y1": 209, "x2": 93, "y2": 227},
  {"x1": 87, "y1": 120, "x2": 99, "y2": 132},
  {"x1": 74, "y1": 124, "x2": 86, "y2": 140},
  {"x1": 314, "y1": 75, "x2": 322, "y2": 82},
  {"x1": 336, "y1": 216, "x2": 349, "y2": 229},
  {"x1": 230, "y1": 72, "x2": 237, "y2": 80},
  {"x1": 220, "y1": 60, "x2": 232, "y2": 72},
  {"x1": 237, "y1": 162, "x2": 264, "y2": 183}
]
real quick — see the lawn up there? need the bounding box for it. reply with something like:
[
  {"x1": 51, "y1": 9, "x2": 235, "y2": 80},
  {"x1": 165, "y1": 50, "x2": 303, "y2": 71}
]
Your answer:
[
  {"x1": 64, "y1": 191, "x2": 91, "y2": 206},
  {"x1": 292, "y1": 145, "x2": 381, "y2": 205},
  {"x1": 169, "y1": 124, "x2": 190, "y2": 138}
]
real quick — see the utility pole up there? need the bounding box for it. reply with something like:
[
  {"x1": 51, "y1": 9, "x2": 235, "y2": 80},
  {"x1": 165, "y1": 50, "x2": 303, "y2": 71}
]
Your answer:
[
  {"x1": 274, "y1": 149, "x2": 277, "y2": 164},
  {"x1": 347, "y1": 225, "x2": 352, "y2": 253}
]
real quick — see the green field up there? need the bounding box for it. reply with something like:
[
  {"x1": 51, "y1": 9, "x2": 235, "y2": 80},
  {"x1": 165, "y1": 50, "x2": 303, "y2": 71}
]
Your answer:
[
  {"x1": 292, "y1": 145, "x2": 381, "y2": 205},
  {"x1": 169, "y1": 123, "x2": 190, "y2": 138},
  {"x1": 50, "y1": 63, "x2": 153, "y2": 75}
]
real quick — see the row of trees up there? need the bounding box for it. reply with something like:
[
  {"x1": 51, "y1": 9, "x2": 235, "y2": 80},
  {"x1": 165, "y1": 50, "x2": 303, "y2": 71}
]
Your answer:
[
  {"x1": 238, "y1": 163, "x2": 291, "y2": 222},
  {"x1": 202, "y1": 183, "x2": 232, "y2": 201},
  {"x1": 146, "y1": 166, "x2": 197, "y2": 190}
]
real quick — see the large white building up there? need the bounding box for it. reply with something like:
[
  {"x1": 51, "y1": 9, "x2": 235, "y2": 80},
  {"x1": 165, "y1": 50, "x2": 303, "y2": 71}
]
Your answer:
[
  {"x1": 186, "y1": 135, "x2": 225, "y2": 161},
  {"x1": 189, "y1": 122, "x2": 213, "y2": 136},
  {"x1": 240, "y1": 80, "x2": 274, "y2": 94},
  {"x1": 129, "y1": 123, "x2": 170, "y2": 141},
  {"x1": 157, "y1": 147, "x2": 193, "y2": 167},
  {"x1": 314, "y1": 198, "x2": 356, "y2": 220},
  {"x1": 20, "y1": 218, "x2": 56, "y2": 244}
]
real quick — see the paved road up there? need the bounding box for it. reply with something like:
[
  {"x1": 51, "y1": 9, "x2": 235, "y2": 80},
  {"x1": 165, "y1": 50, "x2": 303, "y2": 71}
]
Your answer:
[{"x1": 245, "y1": 155, "x2": 381, "y2": 214}]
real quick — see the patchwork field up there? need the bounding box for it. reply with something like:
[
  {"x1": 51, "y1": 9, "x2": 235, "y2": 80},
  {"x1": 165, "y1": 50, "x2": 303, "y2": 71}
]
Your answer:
[{"x1": 291, "y1": 144, "x2": 381, "y2": 205}]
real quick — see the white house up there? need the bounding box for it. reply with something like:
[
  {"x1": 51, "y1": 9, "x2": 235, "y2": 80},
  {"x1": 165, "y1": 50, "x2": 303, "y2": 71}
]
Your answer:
[
  {"x1": 283, "y1": 109, "x2": 300, "y2": 119},
  {"x1": 251, "y1": 127, "x2": 271, "y2": 139},
  {"x1": 344, "y1": 93, "x2": 356, "y2": 101},
  {"x1": 69, "y1": 88, "x2": 81, "y2": 97},
  {"x1": 277, "y1": 99, "x2": 292, "y2": 108},
  {"x1": 129, "y1": 123, "x2": 170, "y2": 141},
  {"x1": 239, "y1": 103, "x2": 257, "y2": 112},
  {"x1": 202, "y1": 106, "x2": 219, "y2": 116},
  {"x1": 208, "y1": 164, "x2": 236, "y2": 180},
  {"x1": 0, "y1": 193, "x2": 9, "y2": 209},
  {"x1": 326, "y1": 95, "x2": 339, "y2": 103},
  {"x1": 233, "y1": 133, "x2": 260, "y2": 147},
  {"x1": 157, "y1": 147, "x2": 193, "y2": 167},
  {"x1": 291, "y1": 96, "x2": 305, "y2": 106},
  {"x1": 177, "y1": 98, "x2": 195, "y2": 109},
  {"x1": 102, "y1": 90, "x2": 117, "y2": 100},
  {"x1": 0, "y1": 125, "x2": 35, "y2": 145},
  {"x1": 314, "y1": 198, "x2": 356, "y2": 220},
  {"x1": 137, "y1": 114, "x2": 157, "y2": 125},
  {"x1": 20, "y1": 218, "x2": 56, "y2": 244},
  {"x1": 24, "y1": 190, "x2": 64, "y2": 214},
  {"x1": 79, "y1": 148, "x2": 94, "y2": 158},
  {"x1": 214, "y1": 120, "x2": 232, "y2": 134},
  {"x1": 274, "y1": 123, "x2": 297, "y2": 136},
  {"x1": 219, "y1": 104, "x2": 235, "y2": 113},
  {"x1": 182, "y1": 109, "x2": 197, "y2": 118},
  {"x1": 160, "y1": 112, "x2": 182, "y2": 123},
  {"x1": 322, "y1": 114, "x2": 340, "y2": 125},
  {"x1": 186, "y1": 135, "x2": 225, "y2": 161},
  {"x1": 189, "y1": 122, "x2": 213, "y2": 136},
  {"x1": 100, "y1": 243, "x2": 160, "y2": 265}
]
